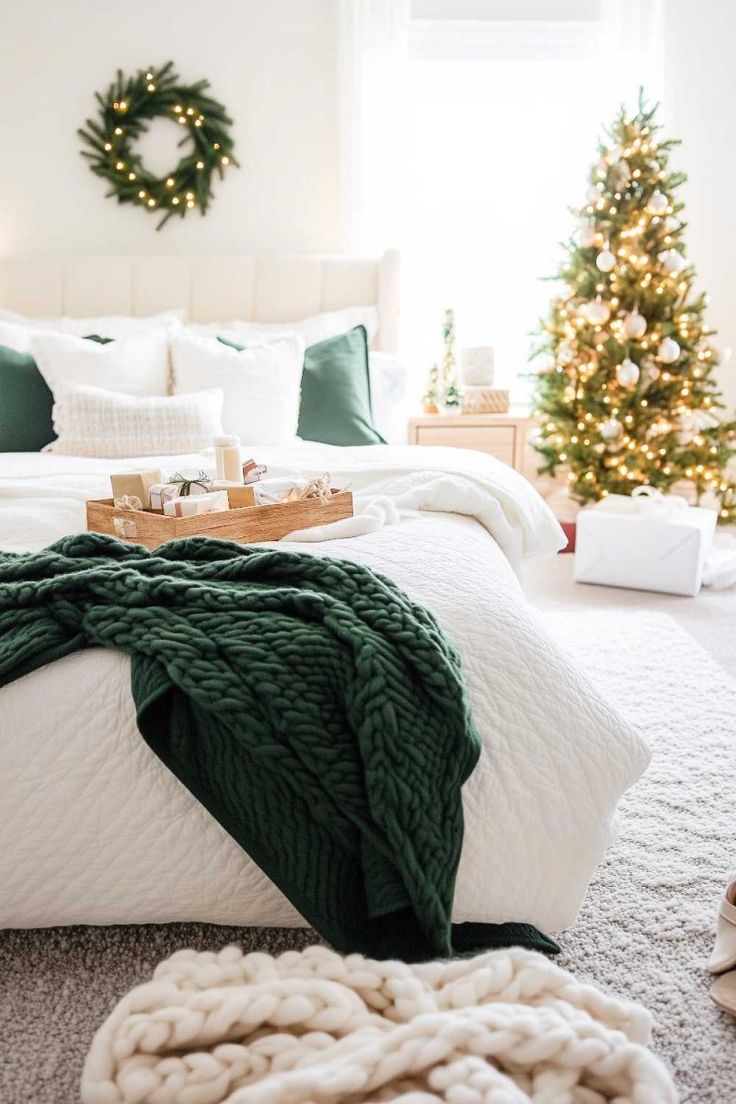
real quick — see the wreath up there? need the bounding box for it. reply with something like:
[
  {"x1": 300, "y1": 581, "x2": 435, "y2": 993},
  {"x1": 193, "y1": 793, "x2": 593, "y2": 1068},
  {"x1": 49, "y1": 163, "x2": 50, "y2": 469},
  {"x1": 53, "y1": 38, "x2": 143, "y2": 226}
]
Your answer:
[{"x1": 78, "y1": 62, "x2": 238, "y2": 230}]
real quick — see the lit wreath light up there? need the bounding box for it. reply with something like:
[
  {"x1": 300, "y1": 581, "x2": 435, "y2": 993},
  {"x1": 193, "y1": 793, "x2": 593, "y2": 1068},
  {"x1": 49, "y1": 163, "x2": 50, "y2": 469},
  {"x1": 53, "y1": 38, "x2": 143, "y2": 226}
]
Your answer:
[{"x1": 78, "y1": 62, "x2": 238, "y2": 230}]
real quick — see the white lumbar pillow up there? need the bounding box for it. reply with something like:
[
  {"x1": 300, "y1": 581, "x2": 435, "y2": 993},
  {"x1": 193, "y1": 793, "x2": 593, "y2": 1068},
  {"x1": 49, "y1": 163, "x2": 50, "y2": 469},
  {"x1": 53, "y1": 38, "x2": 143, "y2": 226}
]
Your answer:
[
  {"x1": 49, "y1": 384, "x2": 223, "y2": 458},
  {"x1": 190, "y1": 305, "x2": 379, "y2": 348},
  {"x1": 30, "y1": 331, "x2": 170, "y2": 397},
  {"x1": 0, "y1": 308, "x2": 184, "y2": 338},
  {"x1": 172, "y1": 332, "x2": 304, "y2": 445}
]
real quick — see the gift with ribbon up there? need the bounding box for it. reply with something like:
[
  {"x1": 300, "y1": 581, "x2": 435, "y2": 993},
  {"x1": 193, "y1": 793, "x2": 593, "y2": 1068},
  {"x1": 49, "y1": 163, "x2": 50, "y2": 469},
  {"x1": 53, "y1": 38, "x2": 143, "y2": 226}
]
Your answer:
[
  {"x1": 149, "y1": 470, "x2": 213, "y2": 512},
  {"x1": 575, "y1": 485, "x2": 718, "y2": 596},
  {"x1": 242, "y1": 459, "x2": 267, "y2": 485},
  {"x1": 167, "y1": 470, "x2": 214, "y2": 496},
  {"x1": 163, "y1": 490, "x2": 229, "y2": 518},
  {"x1": 109, "y1": 469, "x2": 163, "y2": 510}
]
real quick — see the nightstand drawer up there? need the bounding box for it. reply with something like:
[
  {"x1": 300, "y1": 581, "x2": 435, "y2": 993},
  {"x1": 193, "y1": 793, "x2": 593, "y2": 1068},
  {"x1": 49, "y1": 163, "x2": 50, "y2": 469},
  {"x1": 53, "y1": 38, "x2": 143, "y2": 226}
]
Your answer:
[{"x1": 414, "y1": 424, "x2": 516, "y2": 466}]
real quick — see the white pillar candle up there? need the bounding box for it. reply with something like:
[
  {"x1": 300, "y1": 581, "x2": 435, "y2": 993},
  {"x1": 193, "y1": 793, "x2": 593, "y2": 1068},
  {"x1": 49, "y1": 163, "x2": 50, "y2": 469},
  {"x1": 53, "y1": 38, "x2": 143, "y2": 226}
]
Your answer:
[{"x1": 460, "y1": 346, "x2": 495, "y2": 386}]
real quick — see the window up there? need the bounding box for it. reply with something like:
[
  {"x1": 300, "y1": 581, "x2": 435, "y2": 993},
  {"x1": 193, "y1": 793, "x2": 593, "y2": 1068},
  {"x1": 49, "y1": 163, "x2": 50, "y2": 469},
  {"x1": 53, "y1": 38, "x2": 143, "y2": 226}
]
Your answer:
[{"x1": 397, "y1": 2, "x2": 661, "y2": 402}]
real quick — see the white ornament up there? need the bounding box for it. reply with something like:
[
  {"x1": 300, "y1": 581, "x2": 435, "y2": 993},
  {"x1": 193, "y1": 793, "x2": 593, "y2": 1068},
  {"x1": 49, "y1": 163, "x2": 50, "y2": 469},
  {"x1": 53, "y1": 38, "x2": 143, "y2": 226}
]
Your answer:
[
  {"x1": 586, "y1": 183, "x2": 603, "y2": 203},
  {"x1": 658, "y1": 337, "x2": 681, "y2": 364},
  {"x1": 659, "y1": 248, "x2": 686, "y2": 275},
  {"x1": 600, "y1": 417, "x2": 622, "y2": 441},
  {"x1": 558, "y1": 341, "x2": 574, "y2": 365},
  {"x1": 623, "y1": 310, "x2": 647, "y2": 339},
  {"x1": 616, "y1": 358, "x2": 640, "y2": 388},
  {"x1": 646, "y1": 190, "x2": 669, "y2": 215},
  {"x1": 611, "y1": 159, "x2": 631, "y2": 189},
  {"x1": 577, "y1": 224, "x2": 597, "y2": 249},
  {"x1": 582, "y1": 299, "x2": 610, "y2": 325},
  {"x1": 596, "y1": 249, "x2": 616, "y2": 273}
]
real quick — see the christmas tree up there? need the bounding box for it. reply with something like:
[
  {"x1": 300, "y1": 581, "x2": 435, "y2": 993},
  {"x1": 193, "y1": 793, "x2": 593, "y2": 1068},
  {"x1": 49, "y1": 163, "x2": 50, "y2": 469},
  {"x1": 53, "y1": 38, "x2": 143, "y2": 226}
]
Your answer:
[{"x1": 533, "y1": 93, "x2": 736, "y2": 521}]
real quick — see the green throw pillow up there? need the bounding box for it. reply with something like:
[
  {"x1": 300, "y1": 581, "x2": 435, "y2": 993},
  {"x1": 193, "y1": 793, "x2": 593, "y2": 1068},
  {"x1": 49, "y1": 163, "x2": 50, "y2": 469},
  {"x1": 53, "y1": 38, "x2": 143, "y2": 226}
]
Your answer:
[
  {"x1": 218, "y1": 325, "x2": 386, "y2": 447},
  {"x1": 0, "y1": 334, "x2": 113, "y2": 452},
  {"x1": 0, "y1": 345, "x2": 55, "y2": 452}
]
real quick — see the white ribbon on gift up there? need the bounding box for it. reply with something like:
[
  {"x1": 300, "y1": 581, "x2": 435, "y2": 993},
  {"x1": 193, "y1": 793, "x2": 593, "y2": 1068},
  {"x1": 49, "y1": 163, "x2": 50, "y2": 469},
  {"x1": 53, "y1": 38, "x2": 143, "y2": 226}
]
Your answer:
[
  {"x1": 113, "y1": 494, "x2": 143, "y2": 511},
  {"x1": 591, "y1": 484, "x2": 736, "y2": 591},
  {"x1": 593, "y1": 485, "x2": 690, "y2": 519}
]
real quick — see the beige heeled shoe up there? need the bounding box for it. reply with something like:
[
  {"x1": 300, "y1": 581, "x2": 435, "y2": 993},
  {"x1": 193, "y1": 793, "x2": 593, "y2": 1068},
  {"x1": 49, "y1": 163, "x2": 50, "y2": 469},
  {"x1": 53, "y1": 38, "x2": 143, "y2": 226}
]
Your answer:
[
  {"x1": 709, "y1": 875, "x2": 736, "y2": 1016},
  {"x1": 708, "y1": 875, "x2": 736, "y2": 975},
  {"x1": 711, "y1": 972, "x2": 736, "y2": 1016}
]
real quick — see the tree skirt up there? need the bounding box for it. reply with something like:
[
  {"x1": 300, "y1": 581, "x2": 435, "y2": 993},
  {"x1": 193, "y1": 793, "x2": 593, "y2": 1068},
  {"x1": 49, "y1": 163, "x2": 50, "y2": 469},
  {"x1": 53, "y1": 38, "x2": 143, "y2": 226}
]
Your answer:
[{"x1": 81, "y1": 943, "x2": 675, "y2": 1103}]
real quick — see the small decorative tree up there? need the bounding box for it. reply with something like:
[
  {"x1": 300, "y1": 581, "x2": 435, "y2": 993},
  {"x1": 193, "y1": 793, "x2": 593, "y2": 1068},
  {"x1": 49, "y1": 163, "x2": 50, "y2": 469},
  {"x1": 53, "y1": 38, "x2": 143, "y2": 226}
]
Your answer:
[
  {"x1": 423, "y1": 363, "x2": 441, "y2": 414},
  {"x1": 422, "y1": 308, "x2": 464, "y2": 411},
  {"x1": 441, "y1": 309, "x2": 462, "y2": 409},
  {"x1": 533, "y1": 92, "x2": 736, "y2": 521}
]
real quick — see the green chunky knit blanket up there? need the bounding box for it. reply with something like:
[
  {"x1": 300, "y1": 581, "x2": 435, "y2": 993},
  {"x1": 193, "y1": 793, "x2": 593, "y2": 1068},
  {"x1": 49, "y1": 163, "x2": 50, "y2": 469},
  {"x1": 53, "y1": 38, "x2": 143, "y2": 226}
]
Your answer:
[{"x1": 0, "y1": 533, "x2": 557, "y2": 961}]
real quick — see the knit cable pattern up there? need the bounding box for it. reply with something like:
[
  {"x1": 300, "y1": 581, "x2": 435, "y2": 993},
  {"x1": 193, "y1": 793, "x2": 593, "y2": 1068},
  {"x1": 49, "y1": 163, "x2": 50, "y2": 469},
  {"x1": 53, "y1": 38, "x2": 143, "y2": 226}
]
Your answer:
[
  {"x1": 80, "y1": 943, "x2": 677, "y2": 1104},
  {"x1": 0, "y1": 532, "x2": 556, "y2": 960}
]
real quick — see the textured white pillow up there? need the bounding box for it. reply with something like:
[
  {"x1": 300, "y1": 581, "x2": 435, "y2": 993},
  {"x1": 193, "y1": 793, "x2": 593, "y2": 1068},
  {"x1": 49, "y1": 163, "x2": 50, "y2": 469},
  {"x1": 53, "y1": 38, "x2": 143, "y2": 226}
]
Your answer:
[
  {"x1": 30, "y1": 331, "x2": 170, "y2": 398},
  {"x1": 0, "y1": 308, "x2": 184, "y2": 338},
  {"x1": 190, "y1": 305, "x2": 379, "y2": 348},
  {"x1": 172, "y1": 332, "x2": 304, "y2": 445},
  {"x1": 49, "y1": 384, "x2": 223, "y2": 458}
]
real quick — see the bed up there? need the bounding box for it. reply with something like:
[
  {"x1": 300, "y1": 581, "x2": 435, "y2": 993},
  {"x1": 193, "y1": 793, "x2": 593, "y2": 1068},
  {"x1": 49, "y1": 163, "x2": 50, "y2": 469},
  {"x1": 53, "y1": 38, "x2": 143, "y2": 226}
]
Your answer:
[{"x1": 0, "y1": 252, "x2": 649, "y2": 938}]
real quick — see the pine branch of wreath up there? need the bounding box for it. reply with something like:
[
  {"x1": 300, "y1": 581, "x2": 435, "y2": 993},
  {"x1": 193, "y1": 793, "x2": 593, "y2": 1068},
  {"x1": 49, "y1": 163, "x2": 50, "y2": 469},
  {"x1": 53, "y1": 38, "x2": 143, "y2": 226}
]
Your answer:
[{"x1": 78, "y1": 61, "x2": 238, "y2": 230}]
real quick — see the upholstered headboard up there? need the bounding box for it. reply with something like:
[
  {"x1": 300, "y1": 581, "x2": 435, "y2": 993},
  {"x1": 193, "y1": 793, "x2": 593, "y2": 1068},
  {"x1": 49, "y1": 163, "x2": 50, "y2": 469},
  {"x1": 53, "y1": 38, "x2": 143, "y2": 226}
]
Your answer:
[{"x1": 0, "y1": 250, "x2": 401, "y2": 353}]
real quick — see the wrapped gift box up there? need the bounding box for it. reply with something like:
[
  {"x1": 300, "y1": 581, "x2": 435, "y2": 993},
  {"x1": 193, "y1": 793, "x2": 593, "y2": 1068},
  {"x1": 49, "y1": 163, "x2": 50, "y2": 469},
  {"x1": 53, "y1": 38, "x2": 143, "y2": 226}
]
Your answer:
[
  {"x1": 574, "y1": 488, "x2": 718, "y2": 596},
  {"x1": 163, "y1": 490, "x2": 229, "y2": 517}
]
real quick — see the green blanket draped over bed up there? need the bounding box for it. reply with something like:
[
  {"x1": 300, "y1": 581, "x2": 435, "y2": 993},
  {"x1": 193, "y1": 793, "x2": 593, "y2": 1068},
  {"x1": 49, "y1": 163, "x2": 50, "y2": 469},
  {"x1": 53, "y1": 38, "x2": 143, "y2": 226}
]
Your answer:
[{"x1": 0, "y1": 532, "x2": 557, "y2": 961}]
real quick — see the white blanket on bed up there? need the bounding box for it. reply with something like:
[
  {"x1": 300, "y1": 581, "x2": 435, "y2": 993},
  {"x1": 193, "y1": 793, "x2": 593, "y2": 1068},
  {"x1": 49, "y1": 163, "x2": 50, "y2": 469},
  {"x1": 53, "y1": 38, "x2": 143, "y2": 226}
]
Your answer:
[{"x1": 0, "y1": 444, "x2": 649, "y2": 934}]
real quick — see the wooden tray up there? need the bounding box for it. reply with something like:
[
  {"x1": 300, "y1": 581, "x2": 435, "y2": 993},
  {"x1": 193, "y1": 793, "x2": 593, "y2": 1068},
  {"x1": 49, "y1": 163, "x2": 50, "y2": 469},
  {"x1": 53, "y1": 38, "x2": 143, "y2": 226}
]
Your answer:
[{"x1": 87, "y1": 490, "x2": 354, "y2": 550}]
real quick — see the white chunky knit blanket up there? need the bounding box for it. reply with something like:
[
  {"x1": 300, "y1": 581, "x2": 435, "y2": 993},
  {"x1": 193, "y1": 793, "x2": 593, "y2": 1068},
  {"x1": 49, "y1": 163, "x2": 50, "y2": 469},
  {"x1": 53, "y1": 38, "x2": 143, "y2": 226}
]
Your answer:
[{"x1": 81, "y1": 945, "x2": 676, "y2": 1104}]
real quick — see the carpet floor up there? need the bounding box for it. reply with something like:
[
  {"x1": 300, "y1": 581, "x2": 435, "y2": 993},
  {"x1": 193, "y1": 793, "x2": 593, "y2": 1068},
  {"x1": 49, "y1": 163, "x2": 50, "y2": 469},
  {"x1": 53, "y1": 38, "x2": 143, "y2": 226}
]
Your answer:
[{"x1": 1, "y1": 609, "x2": 734, "y2": 1102}]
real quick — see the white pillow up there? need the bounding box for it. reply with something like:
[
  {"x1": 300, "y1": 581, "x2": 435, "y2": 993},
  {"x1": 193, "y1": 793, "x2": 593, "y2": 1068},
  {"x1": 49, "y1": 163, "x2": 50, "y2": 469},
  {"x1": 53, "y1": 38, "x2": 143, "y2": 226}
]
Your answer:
[
  {"x1": 0, "y1": 319, "x2": 54, "y2": 353},
  {"x1": 0, "y1": 308, "x2": 184, "y2": 338},
  {"x1": 30, "y1": 331, "x2": 170, "y2": 398},
  {"x1": 172, "y1": 332, "x2": 304, "y2": 446},
  {"x1": 49, "y1": 384, "x2": 223, "y2": 458},
  {"x1": 190, "y1": 305, "x2": 379, "y2": 349},
  {"x1": 369, "y1": 352, "x2": 409, "y2": 445}
]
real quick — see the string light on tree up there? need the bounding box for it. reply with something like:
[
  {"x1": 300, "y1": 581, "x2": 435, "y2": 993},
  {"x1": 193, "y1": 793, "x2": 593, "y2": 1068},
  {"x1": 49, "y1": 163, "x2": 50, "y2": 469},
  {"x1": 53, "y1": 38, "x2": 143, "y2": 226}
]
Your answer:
[{"x1": 532, "y1": 91, "x2": 736, "y2": 521}]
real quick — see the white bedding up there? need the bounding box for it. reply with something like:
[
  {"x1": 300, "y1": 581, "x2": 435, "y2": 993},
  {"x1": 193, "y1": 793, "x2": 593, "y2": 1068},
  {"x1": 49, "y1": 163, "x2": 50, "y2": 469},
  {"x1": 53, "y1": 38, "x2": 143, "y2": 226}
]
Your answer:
[{"x1": 0, "y1": 444, "x2": 649, "y2": 934}]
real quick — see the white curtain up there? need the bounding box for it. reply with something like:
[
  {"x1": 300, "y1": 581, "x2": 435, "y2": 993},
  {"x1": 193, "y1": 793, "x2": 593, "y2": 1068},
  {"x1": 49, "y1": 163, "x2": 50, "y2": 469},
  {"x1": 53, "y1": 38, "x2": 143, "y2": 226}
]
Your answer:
[{"x1": 339, "y1": 0, "x2": 411, "y2": 253}]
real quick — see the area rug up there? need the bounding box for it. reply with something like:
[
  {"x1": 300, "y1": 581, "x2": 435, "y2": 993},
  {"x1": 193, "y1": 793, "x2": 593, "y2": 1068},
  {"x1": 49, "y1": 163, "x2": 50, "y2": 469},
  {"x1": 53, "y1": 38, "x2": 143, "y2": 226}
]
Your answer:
[
  {"x1": 546, "y1": 609, "x2": 736, "y2": 1104},
  {"x1": 0, "y1": 610, "x2": 734, "y2": 1102}
]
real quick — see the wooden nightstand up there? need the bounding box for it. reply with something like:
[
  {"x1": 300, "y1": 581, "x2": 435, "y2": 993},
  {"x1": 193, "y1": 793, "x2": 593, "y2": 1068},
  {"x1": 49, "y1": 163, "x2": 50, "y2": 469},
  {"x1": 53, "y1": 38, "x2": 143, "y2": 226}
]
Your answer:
[{"x1": 408, "y1": 411, "x2": 538, "y2": 478}]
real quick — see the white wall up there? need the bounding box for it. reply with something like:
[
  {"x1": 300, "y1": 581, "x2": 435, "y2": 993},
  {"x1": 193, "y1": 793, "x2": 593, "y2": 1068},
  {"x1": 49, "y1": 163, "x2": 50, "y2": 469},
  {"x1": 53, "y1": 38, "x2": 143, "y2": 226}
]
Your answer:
[
  {"x1": 0, "y1": 0, "x2": 342, "y2": 256},
  {"x1": 663, "y1": 0, "x2": 736, "y2": 411},
  {"x1": 1, "y1": 0, "x2": 734, "y2": 412}
]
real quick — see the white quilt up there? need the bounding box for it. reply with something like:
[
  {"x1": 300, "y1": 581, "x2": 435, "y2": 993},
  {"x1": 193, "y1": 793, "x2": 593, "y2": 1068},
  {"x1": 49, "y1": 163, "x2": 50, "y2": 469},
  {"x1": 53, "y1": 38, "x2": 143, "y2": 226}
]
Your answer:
[{"x1": 0, "y1": 444, "x2": 649, "y2": 934}]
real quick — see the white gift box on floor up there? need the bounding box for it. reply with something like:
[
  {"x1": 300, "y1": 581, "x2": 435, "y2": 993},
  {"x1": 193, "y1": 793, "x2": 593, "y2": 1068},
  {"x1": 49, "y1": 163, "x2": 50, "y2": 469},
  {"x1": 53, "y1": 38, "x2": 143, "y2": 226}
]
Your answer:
[{"x1": 574, "y1": 487, "x2": 718, "y2": 596}]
